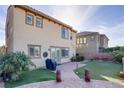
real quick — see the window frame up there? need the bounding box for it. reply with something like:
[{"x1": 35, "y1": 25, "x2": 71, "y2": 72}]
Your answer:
[
  {"x1": 83, "y1": 37, "x2": 87, "y2": 44},
  {"x1": 77, "y1": 38, "x2": 80, "y2": 44},
  {"x1": 91, "y1": 36, "x2": 95, "y2": 40},
  {"x1": 36, "y1": 17, "x2": 43, "y2": 28},
  {"x1": 28, "y1": 44, "x2": 41, "y2": 58},
  {"x1": 80, "y1": 38, "x2": 83, "y2": 44},
  {"x1": 61, "y1": 48, "x2": 69, "y2": 58},
  {"x1": 61, "y1": 27, "x2": 69, "y2": 40},
  {"x1": 25, "y1": 13, "x2": 34, "y2": 26}
]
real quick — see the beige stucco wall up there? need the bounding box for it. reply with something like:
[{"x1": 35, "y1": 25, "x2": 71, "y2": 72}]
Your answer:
[
  {"x1": 6, "y1": 6, "x2": 14, "y2": 52},
  {"x1": 7, "y1": 7, "x2": 76, "y2": 68}
]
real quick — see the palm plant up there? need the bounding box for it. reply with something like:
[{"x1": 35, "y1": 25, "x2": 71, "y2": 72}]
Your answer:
[{"x1": 0, "y1": 52, "x2": 36, "y2": 81}]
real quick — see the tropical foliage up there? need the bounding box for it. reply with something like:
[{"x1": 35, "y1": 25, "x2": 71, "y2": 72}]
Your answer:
[
  {"x1": 104, "y1": 46, "x2": 124, "y2": 53},
  {"x1": 104, "y1": 46, "x2": 124, "y2": 63},
  {"x1": 0, "y1": 52, "x2": 36, "y2": 81},
  {"x1": 112, "y1": 49, "x2": 124, "y2": 63}
]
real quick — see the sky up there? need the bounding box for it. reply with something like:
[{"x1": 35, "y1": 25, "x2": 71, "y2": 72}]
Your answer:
[{"x1": 0, "y1": 5, "x2": 124, "y2": 47}]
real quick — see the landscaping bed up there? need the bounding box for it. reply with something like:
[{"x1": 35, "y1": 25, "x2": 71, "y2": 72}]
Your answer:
[
  {"x1": 75, "y1": 61, "x2": 124, "y2": 81},
  {"x1": 5, "y1": 68, "x2": 55, "y2": 88}
]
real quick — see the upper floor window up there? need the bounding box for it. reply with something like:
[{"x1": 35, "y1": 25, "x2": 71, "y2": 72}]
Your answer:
[
  {"x1": 36, "y1": 17, "x2": 43, "y2": 28},
  {"x1": 91, "y1": 36, "x2": 95, "y2": 40},
  {"x1": 26, "y1": 14, "x2": 33, "y2": 25},
  {"x1": 83, "y1": 37, "x2": 87, "y2": 44},
  {"x1": 77, "y1": 38, "x2": 80, "y2": 44},
  {"x1": 61, "y1": 27, "x2": 69, "y2": 39},
  {"x1": 80, "y1": 38, "x2": 83, "y2": 44},
  {"x1": 28, "y1": 45, "x2": 41, "y2": 58}
]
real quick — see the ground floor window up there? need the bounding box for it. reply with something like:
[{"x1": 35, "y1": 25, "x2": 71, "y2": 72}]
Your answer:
[
  {"x1": 28, "y1": 45, "x2": 41, "y2": 58},
  {"x1": 61, "y1": 48, "x2": 69, "y2": 58}
]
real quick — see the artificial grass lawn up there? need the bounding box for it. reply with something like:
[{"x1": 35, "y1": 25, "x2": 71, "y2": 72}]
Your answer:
[
  {"x1": 5, "y1": 68, "x2": 55, "y2": 88},
  {"x1": 75, "y1": 60, "x2": 124, "y2": 81}
]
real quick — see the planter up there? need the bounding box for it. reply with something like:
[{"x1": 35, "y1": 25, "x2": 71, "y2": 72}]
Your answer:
[{"x1": 119, "y1": 71, "x2": 124, "y2": 78}]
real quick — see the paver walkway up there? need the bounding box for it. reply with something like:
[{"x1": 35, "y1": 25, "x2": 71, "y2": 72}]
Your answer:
[
  {"x1": 0, "y1": 80, "x2": 4, "y2": 88},
  {"x1": 0, "y1": 82, "x2": 4, "y2": 88},
  {"x1": 56, "y1": 62, "x2": 85, "y2": 79},
  {"x1": 17, "y1": 62, "x2": 124, "y2": 88}
]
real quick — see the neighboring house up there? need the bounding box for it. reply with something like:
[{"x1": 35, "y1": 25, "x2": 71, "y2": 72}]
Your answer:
[
  {"x1": 76, "y1": 31, "x2": 109, "y2": 59},
  {"x1": 5, "y1": 5, "x2": 77, "y2": 68}
]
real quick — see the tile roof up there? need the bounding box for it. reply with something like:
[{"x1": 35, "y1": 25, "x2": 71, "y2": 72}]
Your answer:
[{"x1": 77, "y1": 31, "x2": 99, "y2": 36}]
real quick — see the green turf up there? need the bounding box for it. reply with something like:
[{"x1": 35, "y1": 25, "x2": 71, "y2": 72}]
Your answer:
[
  {"x1": 5, "y1": 68, "x2": 55, "y2": 88},
  {"x1": 75, "y1": 60, "x2": 124, "y2": 81}
]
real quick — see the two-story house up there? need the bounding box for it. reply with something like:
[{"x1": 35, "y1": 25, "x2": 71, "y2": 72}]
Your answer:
[
  {"x1": 76, "y1": 31, "x2": 109, "y2": 59},
  {"x1": 5, "y1": 5, "x2": 77, "y2": 68}
]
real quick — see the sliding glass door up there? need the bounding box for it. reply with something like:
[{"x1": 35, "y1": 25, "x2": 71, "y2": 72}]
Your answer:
[{"x1": 51, "y1": 48, "x2": 61, "y2": 64}]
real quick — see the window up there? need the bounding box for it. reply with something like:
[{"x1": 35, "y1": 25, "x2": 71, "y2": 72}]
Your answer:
[
  {"x1": 61, "y1": 48, "x2": 69, "y2": 58},
  {"x1": 83, "y1": 37, "x2": 87, "y2": 44},
  {"x1": 77, "y1": 38, "x2": 80, "y2": 44},
  {"x1": 36, "y1": 17, "x2": 43, "y2": 28},
  {"x1": 26, "y1": 14, "x2": 33, "y2": 25},
  {"x1": 80, "y1": 38, "x2": 83, "y2": 44},
  {"x1": 91, "y1": 36, "x2": 95, "y2": 40},
  {"x1": 28, "y1": 45, "x2": 41, "y2": 58},
  {"x1": 61, "y1": 27, "x2": 69, "y2": 39}
]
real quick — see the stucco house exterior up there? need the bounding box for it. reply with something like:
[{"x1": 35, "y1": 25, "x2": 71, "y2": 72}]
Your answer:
[
  {"x1": 5, "y1": 5, "x2": 77, "y2": 68},
  {"x1": 76, "y1": 31, "x2": 109, "y2": 59}
]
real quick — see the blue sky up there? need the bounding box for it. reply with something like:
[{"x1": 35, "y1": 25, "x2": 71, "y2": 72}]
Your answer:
[{"x1": 0, "y1": 5, "x2": 124, "y2": 47}]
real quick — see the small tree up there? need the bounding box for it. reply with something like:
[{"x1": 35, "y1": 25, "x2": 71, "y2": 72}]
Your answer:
[
  {"x1": 112, "y1": 50, "x2": 124, "y2": 63},
  {"x1": 0, "y1": 51, "x2": 36, "y2": 81}
]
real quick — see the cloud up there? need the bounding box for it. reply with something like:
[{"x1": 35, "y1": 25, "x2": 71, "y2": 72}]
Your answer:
[
  {"x1": 48, "y1": 5, "x2": 100, "y2": 31},
  {"x1": 83, "y1": 22, "x2": 124, "y2": 47},
  {"x1": 0, "y1": 39, "x2": 5, "y2": 46},
  {"x1": 0, "y1": 6, "x2": 7, "y2": 46}
]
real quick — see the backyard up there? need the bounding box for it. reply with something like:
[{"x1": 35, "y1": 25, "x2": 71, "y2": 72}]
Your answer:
[
  {"x1": 75, "y1": 60, "x2": 124, "y2": 84},
  {"x1": 5, "y1": 68, "x2": 55, "y2": 88}
]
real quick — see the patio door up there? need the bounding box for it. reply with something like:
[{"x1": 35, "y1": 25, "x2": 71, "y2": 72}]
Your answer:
[{"x1": 51, "y1": 47, "x2": 61, "y2": 64}]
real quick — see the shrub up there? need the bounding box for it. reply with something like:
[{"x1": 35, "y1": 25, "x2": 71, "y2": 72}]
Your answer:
[
  {"x1": 70, "y1": 56, "x2": 76, "y2": 62},
  {"x1": 0, "y1": 51, "x2": 36, "y2": 81},
  {"x1": 112, "y1": 50, "x2": 124, "y2": 63},
  {"x1": 71, "y1": 56, "x2": 84, "y2": 62},
  {"x1": 104, "y1": 46, "x2": 124, "y2": 53}
]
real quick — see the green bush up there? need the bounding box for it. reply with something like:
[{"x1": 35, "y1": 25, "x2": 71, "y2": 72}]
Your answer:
[
  {"x1": 70, "y1": 56, "x2": 76, "y2": 62},
  {"x1": 0, "y1": 52, "x2": 36, "y2": 81},
  {"x1": 112, "y1": 50, "x2": 124, "y2": 63},
  {"x1": 104, "y1": 46, "x2": 124, "y2": 53},
  {"x1": 71, "y1": 56, "x2": 84, "y2": 62}
]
